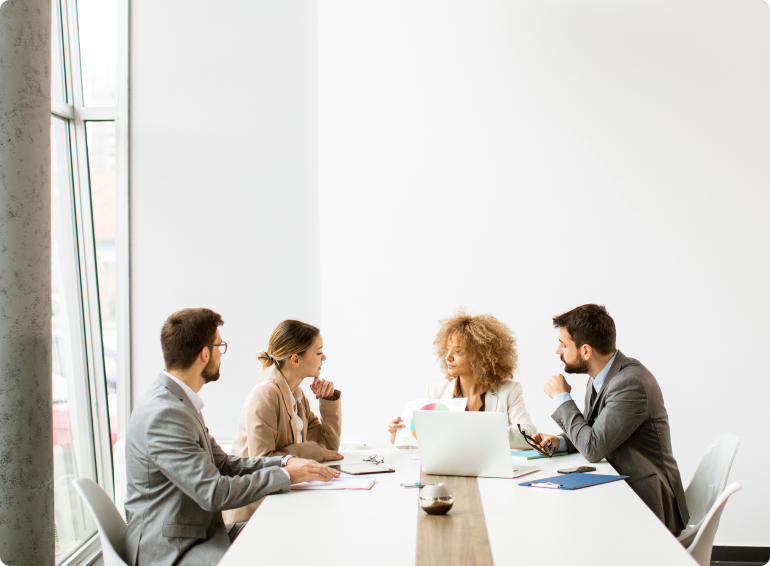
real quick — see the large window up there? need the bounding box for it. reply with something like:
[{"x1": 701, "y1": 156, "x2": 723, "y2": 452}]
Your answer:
[{"x1": 51, "y1": 0, "x2": 128, "y2": 563}]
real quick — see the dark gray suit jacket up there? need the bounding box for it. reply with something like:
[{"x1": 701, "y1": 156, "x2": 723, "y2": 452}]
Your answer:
[
  {"x1": 552, "y1": 351, "x2": 689, "y2": 535},
  {"x1": 122, "y1": 373, "x2": 291, "y2": 566}
]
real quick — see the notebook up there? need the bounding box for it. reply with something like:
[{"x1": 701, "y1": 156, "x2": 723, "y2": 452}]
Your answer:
[
  {"x1": 511, "y1": 449, "x2": 569, "y2": 460},
  {"x1": 291, "y1": 476, "x2": 376, "y2": 490}
]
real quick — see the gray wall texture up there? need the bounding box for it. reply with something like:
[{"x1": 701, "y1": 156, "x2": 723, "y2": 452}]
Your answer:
[{"x1": 0, "y1": 0, "x2": 53, "y2": 564}]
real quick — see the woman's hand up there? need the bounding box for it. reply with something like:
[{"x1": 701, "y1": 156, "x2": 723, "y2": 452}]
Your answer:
[
  {"x1": 310, "y1": 377, "x2": 336, "y2": 400},
  {"x1": 284, "y1": 457, "x2": 340, "y2": 484},
  {"x1": 388, "y1": 416, "x2": 405, "y2": 444},
  {"x1": 320, "y1": 446, "x2": 344, "y2": 461}
]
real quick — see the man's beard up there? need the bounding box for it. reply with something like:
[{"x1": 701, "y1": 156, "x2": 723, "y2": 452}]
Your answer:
[
  {"x1": 561, "y1": 354, "x2": 589, "y2": 374},
  {"x1": 202, "y1": 358, "x2": 220, "y2": 383}
]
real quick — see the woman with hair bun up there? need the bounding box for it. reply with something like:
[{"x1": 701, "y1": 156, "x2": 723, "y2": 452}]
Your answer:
[
  {"x1": 224, "y1": 320, "x2": 343, "y2": 523},
  {"x1": 388, "y1": 310, "x2": 538, "y2": 449}
]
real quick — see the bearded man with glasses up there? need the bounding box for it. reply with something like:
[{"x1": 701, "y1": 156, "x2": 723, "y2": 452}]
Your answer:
[{"x1": 122, "y1": 308, "x2": 339, "y2": 566}]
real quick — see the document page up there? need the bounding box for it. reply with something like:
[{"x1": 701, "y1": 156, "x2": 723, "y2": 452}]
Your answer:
[
  {"x1": 394, "y1": 397, "x2": 467, "y2": 448},
  {"x1": 291, "y1": 476, "x2": 376, "y2": 490}
]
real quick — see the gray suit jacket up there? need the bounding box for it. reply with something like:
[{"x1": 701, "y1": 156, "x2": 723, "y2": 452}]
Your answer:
[
  {"x1": 122, "y1": 373, "x2": 291, "y2": 566},
  {"x1": 552, "y1": 351, "x2": 689, "y2": 535}
]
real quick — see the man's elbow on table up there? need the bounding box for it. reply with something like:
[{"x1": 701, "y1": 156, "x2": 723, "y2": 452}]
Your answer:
[{"x1": 580, "y1": 441, "x2": 608, "y2": 463}]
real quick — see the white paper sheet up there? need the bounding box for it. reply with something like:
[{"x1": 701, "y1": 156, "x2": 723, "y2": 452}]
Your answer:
[
  {"x1": 291, "y1": 476, "x2": 376, "y2": 490},
  {"x1": 393, "y1": 397, "x2": 467, "y2": 448}
]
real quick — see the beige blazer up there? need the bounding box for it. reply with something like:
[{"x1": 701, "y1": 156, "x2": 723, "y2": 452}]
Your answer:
[
  {"x1": 223, "y1": 368, "x2": 342, "y2": 523},
  {"x1": 425, "y1": 378, "x2": 537, "y2": 450}
]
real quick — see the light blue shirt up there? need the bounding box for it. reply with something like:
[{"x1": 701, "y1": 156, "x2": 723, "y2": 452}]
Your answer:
[{"x1": 553, "y1": 351, "x2": 617, "y2": 451}]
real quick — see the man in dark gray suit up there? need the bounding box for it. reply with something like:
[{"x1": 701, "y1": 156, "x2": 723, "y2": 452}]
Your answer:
[
  {"x1": 122, "y1": 308, "x2": 338, "y2": 566},
  {"x1": 533, "y1": 304, "x2": 689, "y2": 536}
]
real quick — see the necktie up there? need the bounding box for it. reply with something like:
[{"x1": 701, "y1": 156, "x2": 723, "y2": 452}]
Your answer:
[{"x1": 587, "y1": 383, "x2": 599, "y2": 425}]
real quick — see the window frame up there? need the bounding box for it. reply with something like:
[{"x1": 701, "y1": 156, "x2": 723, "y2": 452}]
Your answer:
[{"x1": 51, "y1": 0, "x2": 130, "y2": 562}]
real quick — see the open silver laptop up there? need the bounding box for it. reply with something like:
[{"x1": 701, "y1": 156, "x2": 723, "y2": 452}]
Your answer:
[{"x1": 413, "y1": 410, "x2": 539, "y2": 478}]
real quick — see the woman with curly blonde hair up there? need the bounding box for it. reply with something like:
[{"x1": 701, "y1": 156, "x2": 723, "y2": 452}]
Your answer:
[{"x1": 388, "y1": 310, "x2": 538, "y2": 449}]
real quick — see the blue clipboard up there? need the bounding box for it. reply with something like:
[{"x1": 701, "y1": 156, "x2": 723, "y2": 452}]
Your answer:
[{"x1": 518, "y1": 472, "x2": 628, "y2": 490}]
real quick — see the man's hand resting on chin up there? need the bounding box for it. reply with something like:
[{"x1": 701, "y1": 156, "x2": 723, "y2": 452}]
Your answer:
[{"x1": 544, "y1": 373, "x2": 571, "y2": 399}]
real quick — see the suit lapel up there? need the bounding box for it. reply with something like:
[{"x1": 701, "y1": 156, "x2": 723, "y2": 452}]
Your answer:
[
  {"x1": 584, "y1": 350, "x2": 626, "y2": 423},
  {"x1": 157, "y1": 373, "x2": 214, "y2": 460},
  {"x1": 583, "y1": 380, "x2": 593, "y2": 420},
  {"x1": 484, "y1": 387, "x2": 499, "y2": 412},
  {"x1": 269, "y1": 368, "x2": 299, "y2": 444}
]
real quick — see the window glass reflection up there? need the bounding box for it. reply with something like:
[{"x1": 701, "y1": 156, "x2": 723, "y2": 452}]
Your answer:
[
  {"x1": 86, "y1": 121, "x2": 118, "y2": 447},
  {"x1": 77, "y1": 0, "x2": 117, "y2": 106},
  {"x1": 51, "y1": 0, "x2": 66, "y2": 102},
  {"x1": 51, "y1": 118, "x2": 97, "y2": 563}
]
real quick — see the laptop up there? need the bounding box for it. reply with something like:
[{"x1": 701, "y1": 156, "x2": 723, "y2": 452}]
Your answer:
[{"x1": 412, "y1": 410, "x2": 540, "y2": 479}]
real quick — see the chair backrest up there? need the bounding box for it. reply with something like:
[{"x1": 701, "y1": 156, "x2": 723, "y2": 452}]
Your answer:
[
  {"x1": 683, "y1": 435, "x2": 740, "y2": 531},
  {"x1": 72, "y1": 478, "x2": 129, "y2": 566},
  {"x1": 687, "y1": 482, "x2": 742, "y2": 566}
]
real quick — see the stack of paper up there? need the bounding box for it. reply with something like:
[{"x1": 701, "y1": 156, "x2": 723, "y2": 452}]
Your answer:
[{"x1": 291, "y1": 476, "x2": 376, "y2": 490}]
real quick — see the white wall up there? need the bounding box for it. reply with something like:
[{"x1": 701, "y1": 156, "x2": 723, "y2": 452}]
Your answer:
[
  {"x1": 318, "y1": 0, "x2": 770, "y2": 546},
  {"x1": 130, "y1": 1, "x2": 320, "y2": 440}
]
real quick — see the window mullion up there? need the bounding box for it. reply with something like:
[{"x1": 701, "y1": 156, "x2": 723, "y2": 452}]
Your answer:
[
  {"x1": 71, "y1": 110, "x2": 115, "y2": 500},
  {"x1": 59, "y1": 0, "x2": 76, "y2": 108},
  {"x1": 64, "y1": 0, "x2": 85, "y2": 110},
  {"x1": 76, "y1": 107, "x2": 118, "y2": 121},
  {"x1": 115, "y1": 0, "x2": 131, "y2": 447},
  {"x1": 52, "y1": 101, "x2": 75, "y2": 120},
  {"x1": 63, "y1": 0, "x2": 115, "y2": 500}
]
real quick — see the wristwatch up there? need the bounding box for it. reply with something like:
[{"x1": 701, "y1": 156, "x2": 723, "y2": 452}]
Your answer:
[{"x1": 280, "y1": 454, "x2": 294, "y2": 468}]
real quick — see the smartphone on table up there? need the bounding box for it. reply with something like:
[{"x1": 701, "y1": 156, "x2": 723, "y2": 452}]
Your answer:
[{"x1": 557, "y1": 466, "x2": 596, "y2": 474}]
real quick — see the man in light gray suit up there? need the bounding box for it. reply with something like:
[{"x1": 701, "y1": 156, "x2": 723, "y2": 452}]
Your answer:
[
  {"x1": 122, "y1": 308, "x2": 338, "y2": 566},
  {"x1": 533, "y1": 304, "x2": 689, "y2": 536}
]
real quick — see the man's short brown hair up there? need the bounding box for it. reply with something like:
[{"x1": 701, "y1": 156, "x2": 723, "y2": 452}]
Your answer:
[
  {"x1": 160, "y1": 308, "x2": 224, "y2": 370},
  {"x1": 552, "y1": 304, "x2": 616, "y2": 356}
]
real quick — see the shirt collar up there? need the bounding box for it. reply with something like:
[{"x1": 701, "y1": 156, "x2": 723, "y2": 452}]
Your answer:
[
  {"x1": 592, "y1": 351, "x2": 618, "y2": 393},
  {"x1": 163, "y1": 369, "x2": 205, "y2": 413}
]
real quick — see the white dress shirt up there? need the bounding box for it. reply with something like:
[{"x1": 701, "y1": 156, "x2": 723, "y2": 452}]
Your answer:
[
  {"x1": 280, "y1": 373, "x2": 304, "y2": 443},
  {"x1": 163, "y1": 370, "x2": 205, "y2": 413}
]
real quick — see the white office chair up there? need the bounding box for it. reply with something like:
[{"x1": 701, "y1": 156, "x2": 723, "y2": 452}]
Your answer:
[
  {"x1": 677, "y1": 434, "x2": 740, "y2": 548},
  {"x1": 72, "y1": 478, "x2": 129, "y2": 566},
  {"x1": 687, "y1": 482, "x2": 742, "y2": 566}
]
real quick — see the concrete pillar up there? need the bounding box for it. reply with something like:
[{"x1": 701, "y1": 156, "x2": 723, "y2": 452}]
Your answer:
[{"x1": 0, "y1": 0, "x2": 53, "y2": 564}]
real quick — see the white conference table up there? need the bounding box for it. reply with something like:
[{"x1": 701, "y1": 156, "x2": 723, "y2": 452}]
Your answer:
[{"x1": 221, "y1": 447, "x2": 696, "y2": 566}]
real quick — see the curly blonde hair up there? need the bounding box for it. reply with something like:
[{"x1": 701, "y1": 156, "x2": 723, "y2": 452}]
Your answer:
[{"x1": 433, "y1": 309, "x2": 518, "y2": 389}]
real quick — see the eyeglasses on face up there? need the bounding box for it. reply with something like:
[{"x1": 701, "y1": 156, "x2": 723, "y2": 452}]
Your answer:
[
  {"x1": 206, "y1": 342, "x2": 227, "y2": 354},
  {"x1": 517, "y1": 424, "x2": 555, "y2": 458}
]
